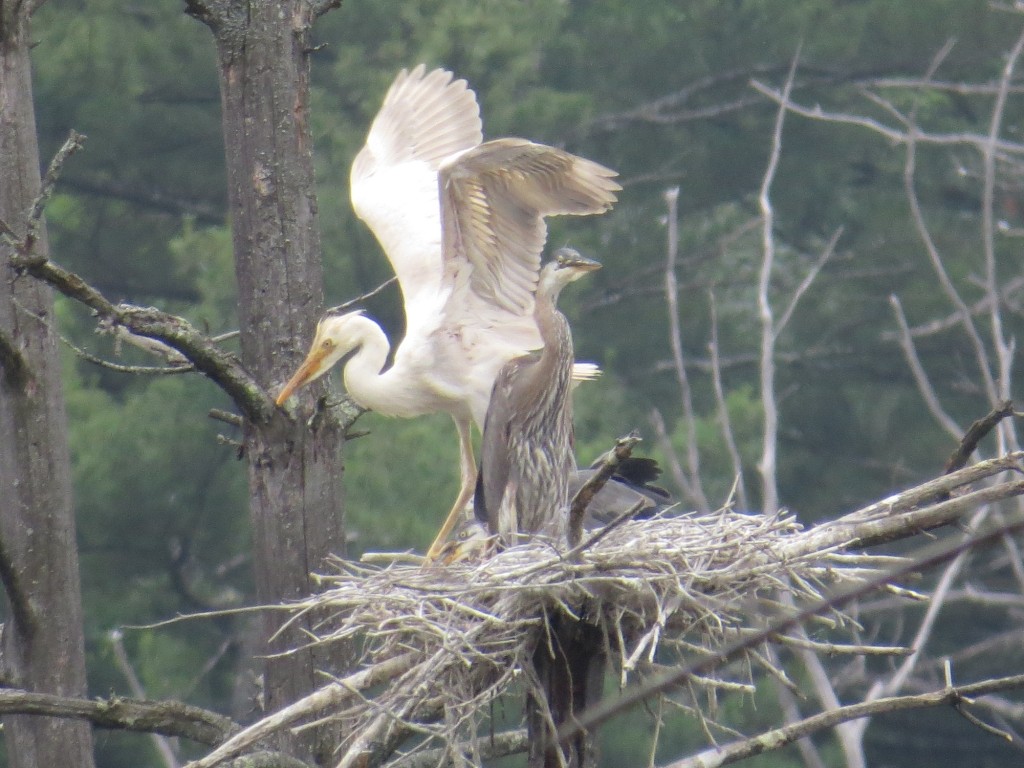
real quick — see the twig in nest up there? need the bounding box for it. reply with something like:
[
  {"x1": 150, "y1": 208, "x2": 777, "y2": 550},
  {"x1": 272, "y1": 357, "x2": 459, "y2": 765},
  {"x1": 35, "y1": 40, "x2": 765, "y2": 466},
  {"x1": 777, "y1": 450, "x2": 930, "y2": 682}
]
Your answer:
[
  {"x1": 568, "y1": 430, "x2": 641, "y2": 547},
  {"x1": 558, "y1": 510, "x2": 1024, "y2": 745},
  {"x1": 564, "y1": 498, "x2": 649, "y2": 561}
]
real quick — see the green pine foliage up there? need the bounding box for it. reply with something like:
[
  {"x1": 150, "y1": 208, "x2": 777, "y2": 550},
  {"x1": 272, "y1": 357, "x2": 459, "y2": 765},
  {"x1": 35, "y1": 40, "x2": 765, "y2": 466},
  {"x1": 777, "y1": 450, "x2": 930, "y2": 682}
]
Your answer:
[{"x1": 21, "y1": 0, "x2": 1024, "y2": 764}]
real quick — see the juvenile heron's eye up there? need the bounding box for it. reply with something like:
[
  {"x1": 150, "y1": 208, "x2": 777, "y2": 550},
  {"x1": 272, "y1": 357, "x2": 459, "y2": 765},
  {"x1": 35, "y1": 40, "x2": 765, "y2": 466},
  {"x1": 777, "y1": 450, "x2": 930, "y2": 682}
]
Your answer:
[{"x1": 321, "y1": 339, "x2": 333, "y2": 349}]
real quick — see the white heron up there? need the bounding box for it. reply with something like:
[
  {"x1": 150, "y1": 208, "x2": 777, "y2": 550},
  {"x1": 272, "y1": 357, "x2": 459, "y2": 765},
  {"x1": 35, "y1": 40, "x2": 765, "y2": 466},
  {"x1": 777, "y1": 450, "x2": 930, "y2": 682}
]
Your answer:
[{"x1": 276, "y1": 65, "x2": 619, "y2": 559}]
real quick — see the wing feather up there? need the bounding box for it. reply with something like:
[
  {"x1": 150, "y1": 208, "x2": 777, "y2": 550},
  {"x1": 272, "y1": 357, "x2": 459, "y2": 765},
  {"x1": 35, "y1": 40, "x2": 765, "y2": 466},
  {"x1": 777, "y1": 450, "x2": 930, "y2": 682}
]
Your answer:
[
  {"x1": 349, "y1": 66, "x2": 483, "y2": 319},
  {"x1": 352, "y1": 65, "x2": 482, "y2": 177},
  {"x1": 440, "y1": 138, "x2": 620, "y2": 319}
]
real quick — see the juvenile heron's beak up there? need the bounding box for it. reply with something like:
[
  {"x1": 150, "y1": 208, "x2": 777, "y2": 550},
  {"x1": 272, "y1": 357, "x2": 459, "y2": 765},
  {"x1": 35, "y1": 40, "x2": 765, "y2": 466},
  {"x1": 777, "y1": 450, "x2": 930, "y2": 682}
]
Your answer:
[
  {"x1": 275, "y1": 346, "x2": 331, "y2": 406},
  {"x1": 437, "y1": 540, "x2": 469, "y2": 566},
  {"x1": 553, "y1": 248, "x2": 602, "y2": 276},
  {"x1": 435, "y1": 519, "x2": 495, "y2": 565}
]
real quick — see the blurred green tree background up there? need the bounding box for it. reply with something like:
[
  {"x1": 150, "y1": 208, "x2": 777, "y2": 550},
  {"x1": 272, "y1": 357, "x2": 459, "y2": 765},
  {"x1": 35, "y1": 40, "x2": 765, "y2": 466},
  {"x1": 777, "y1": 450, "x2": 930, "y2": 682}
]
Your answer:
[{"x1": 20, "y1": 0, "x2": 1024, "y2": 764}]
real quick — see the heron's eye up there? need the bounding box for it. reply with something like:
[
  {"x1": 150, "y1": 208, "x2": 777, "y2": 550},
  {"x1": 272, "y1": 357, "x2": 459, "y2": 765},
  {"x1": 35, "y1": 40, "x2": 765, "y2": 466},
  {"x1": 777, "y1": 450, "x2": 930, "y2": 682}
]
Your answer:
[{"x1": 321, "y1": 339, "x2": 333, "y2": 350}]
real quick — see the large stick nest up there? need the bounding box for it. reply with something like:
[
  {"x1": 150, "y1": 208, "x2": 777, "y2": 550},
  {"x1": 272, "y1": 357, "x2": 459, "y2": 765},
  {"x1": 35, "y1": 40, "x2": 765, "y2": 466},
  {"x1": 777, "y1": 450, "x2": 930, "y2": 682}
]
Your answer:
[{"x1": 194, "y1": 452, "x2": 1024, "y2": 768}]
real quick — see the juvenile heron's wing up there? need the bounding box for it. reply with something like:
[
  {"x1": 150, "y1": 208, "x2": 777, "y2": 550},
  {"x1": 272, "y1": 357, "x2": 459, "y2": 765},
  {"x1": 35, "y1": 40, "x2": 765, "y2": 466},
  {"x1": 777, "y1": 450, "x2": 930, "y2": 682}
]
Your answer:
[
  {"x1": 474, "y1": 354, "x2": 537, "y2": 536},
  {"x1": 439, "y1": 138, "x2": 620, "y2": 328}
]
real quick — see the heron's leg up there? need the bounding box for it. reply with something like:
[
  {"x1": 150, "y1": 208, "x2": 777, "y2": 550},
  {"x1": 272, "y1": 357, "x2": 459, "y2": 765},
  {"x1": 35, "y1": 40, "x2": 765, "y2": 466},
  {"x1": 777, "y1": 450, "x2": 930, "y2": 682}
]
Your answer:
[{"x1": 425, "y1": 417, "x2": 477, "y2": 560}]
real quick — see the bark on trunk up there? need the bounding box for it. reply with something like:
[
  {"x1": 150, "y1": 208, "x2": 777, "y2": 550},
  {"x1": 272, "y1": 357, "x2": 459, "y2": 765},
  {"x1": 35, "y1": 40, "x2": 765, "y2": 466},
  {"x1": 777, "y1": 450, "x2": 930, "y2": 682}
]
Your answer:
[
  {"x1": 0, "y1": 4, "x2": 96, "y2": 767},
  {"x1": 187, "y1": 1, "x2": 347, "y2": 762},
  {"x1": 528, "y1": 610, "x2": 603, "y2": 768}
]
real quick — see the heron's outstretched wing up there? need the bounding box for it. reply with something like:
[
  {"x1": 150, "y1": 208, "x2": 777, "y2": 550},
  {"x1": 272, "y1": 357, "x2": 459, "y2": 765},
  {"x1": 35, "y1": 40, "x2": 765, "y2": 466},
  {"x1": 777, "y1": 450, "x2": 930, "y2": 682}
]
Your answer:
[
  {"x1": 350, "y1": 66, "x2": 483, "y2": 313},
  {"x1": 439, "y1": 138, "x2": 620, "y2": 322}
]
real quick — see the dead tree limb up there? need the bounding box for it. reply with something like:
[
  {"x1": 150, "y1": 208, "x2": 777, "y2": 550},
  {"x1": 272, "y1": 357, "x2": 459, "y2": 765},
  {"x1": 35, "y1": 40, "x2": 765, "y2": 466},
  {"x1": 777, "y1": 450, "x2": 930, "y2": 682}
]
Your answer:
[
  {"x1": 944, "y1": 400, "x2": 1017, "y2": 475},
  {"x1": 666, "y1": 672, "x2": 1024, "y2": 768},
  {"x1": 558, "y1": 510, "x2": 1024, "y2": 746},
  {"x1": 0, "y1": 689, "x2": 237, "y2": 745}
]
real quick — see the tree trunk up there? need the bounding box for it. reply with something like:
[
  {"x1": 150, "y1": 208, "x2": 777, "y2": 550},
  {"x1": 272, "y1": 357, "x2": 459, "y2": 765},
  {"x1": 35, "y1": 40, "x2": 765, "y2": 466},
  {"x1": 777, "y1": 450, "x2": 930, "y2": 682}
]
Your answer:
[
  {"x1": 528, "y1": 610, "x2": 603, "y2": 768},
  {"x1": 0, "y1": 3, "x2": 96, "y2": 767},
  {"x1": 186, "y1": 1, "x2": 347, "y2": 762}
]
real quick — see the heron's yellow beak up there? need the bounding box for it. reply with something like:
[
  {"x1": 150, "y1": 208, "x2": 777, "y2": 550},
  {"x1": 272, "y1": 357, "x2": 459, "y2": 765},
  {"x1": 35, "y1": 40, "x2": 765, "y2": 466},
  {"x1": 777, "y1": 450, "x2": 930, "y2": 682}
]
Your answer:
[
  {"x1": 436, "y1": 540, "x2": 466, "y2": 566},
  {"x1": 275, "y1": 347, "x2": 331, "y2": 406}
]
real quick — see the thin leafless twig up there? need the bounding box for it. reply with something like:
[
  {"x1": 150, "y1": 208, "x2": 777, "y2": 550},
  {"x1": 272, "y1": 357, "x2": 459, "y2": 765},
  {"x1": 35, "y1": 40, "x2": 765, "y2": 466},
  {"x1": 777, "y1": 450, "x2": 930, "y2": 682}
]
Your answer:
[
  {"x1": 708, "y1": 291, "x2": 749, "y2": 512},
  {"x1": 325, "y1": 276, "x2": 398, "y2": 315},
  {"x1": 109, "y1": 630, "x2": 180, "y2": 768},
  {"x1": 755, "y1": 49, "x2": 800, "y2": 516},
  {"x1": 889, "y1": 294, "x2": 962, "y2": 440},
  {"x1": 662, "y1": 187, "x2": 710, "y2": 512},
  {"x1": 665, "y1": 671, "x2": 1024, "y2": 768}
]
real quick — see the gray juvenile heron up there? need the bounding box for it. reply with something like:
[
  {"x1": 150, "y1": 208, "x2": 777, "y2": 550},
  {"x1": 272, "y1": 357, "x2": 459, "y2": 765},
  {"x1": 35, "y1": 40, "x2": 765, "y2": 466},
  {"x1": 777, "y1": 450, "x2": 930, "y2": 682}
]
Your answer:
[
  {"x1": 473, "y1": 249, "x2": 601, "y2": 547},
  {"x1": 442, "y1": 456, "x2": 673, "y2": 562},
  {"x1": 274, "y1": 66, "x2": 619, "y2": 559}
]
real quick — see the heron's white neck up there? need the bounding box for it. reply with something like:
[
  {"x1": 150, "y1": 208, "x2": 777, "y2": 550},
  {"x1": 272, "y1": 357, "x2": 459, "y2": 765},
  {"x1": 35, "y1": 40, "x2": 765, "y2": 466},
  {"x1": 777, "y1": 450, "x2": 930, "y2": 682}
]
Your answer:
[{"x1": 340, "y1": 315, "x2": 432, "y2": 418}]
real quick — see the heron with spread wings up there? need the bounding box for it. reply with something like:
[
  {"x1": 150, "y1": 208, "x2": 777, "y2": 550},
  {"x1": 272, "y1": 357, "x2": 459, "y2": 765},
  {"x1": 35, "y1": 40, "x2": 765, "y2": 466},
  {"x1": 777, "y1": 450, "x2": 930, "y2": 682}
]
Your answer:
[{"x1": 275, "y1": 66, "x2": 619, "y2": 558}]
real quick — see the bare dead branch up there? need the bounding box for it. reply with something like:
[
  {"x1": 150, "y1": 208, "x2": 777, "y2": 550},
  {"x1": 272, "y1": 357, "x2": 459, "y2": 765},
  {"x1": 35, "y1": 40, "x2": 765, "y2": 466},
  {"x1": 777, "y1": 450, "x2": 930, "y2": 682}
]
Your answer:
[
  {"x1": 388, "y1": 728, "x2": 528, "y2": 768},
  {"x1": 878, "y1": 274, "x2": 1024, "y2": 342},
  {"x1": 772, "y1": 680, "x2": 828, "y2": 768},
  {"x1": 980, "y1": 28, "x2": 1024, "y2": 446},
  {"x1": 12, "y1": 252, "x2": 271, "y2": 420},
  {"x1": 750, "y1": 79, "x2": 1024, "y2": 154},
  {"x1": 2, "y1": 133, "x2": 273, "y2": 420},
  {"x1": 105, "y1": 323, "x2": 191, "y2": 365},
  {"x1": 13, "y1": 301, "x2": 195, "y2": 376},
  {"x1": 0, "y1": 688, "x2": 236, "y2": 745},
  {"x1": 209, "y1": 409, "x2": 244, "y2": 428},
  {"x1": 859, "y1": 75, "x2": 1024, "y2": 95},
  {"x1": 707, "y1": 292, "x2": 749, "y2": 512},
  {"x1": 325, "y1": 276, "x2": 397, "y2": 315},
  {"x1": 23, "y1": 131, "x2": 87, "y2": 255},
  {"x1": 944, "y1": 400, "x2": 1017, "y2": 475},
  {"x1": 662, "y1": 186, "x2": 710, "y2": 512},
  {"x1": 665, "y1": 672, "x2": 1024, "y2": 768},
  {"x1": 589, "y1": 65, "x2": 781, "y2": 132},
  {"x1": 889, "y1": 293, "x2": 964, "y2": 438},
  {"x1": 189, "y1": 653, "x2": 418, "y2": 768},
  {"x1": 900, "y1": 124, "x2": 999, "y2": 408},
  {"x1": 771, "y1": 634, "x2": 911, "y2": 657},
  {"x1": 558, "y1": 511, "x2": 1024, "y2": 746},
  {"x1": 793, "y1": 467, "x2": 1024, "y2": 555},
  {"x1": 755, "y1": 49, "x2": 800, "y2": 516},
  {"x1": 774, "y1": 227, "x2": 842, "y2": 338},
  {"x1": 109, "y1": 630, "x2": 180, "y2": 768}
]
